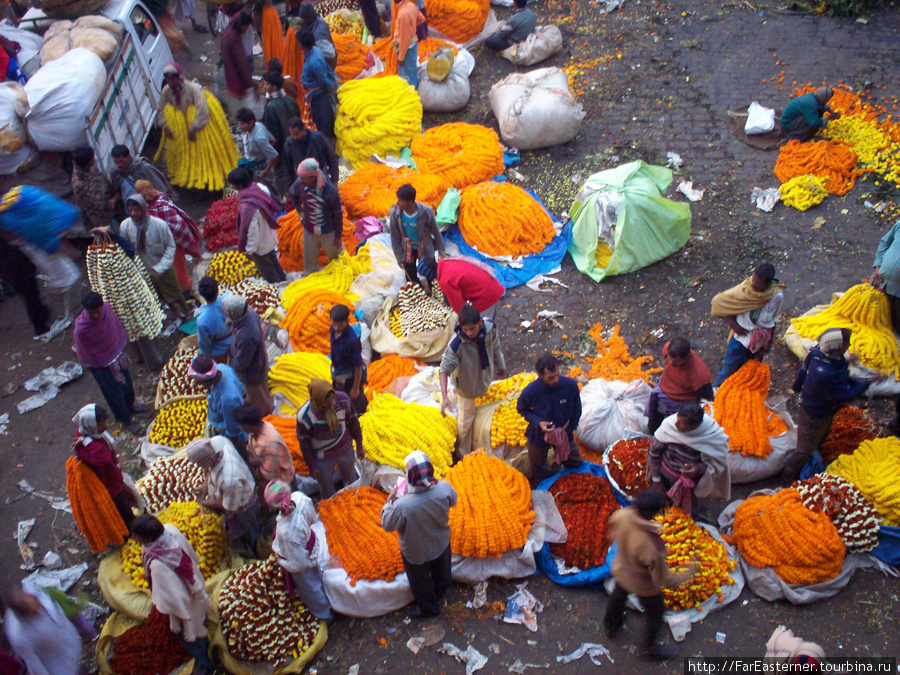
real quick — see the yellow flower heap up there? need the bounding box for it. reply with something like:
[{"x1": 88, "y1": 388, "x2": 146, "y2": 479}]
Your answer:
[
  {"x1": 791, "y1": 283, "x2": 900, "y2": 377},
  {"x1": 280, "y1": 250, "x2": 368, "y2": 310},
  {"x1": 154, "y1": 90, "x2": 239, "y2": 191},
  {"x1": 121, "y1": 501, "x2": 226, "y2": 588},
  {"x1": 827, "y1": 437, "x2": 900, "y2": 525},
  {"x1": 268, "y1": 352, "x2": 332, "y2": 411},
  {"x1": 207, "y1": 250, "x2": 257, "y2": 287},
  {"x1": 148, "y1": 398, "x2": 207, "y2": 448},
  {"x1": 476, "y1": 373, "x2": 536, "y2": 447}
]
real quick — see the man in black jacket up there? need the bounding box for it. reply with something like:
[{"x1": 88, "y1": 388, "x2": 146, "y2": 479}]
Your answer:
[{"x1": 283, "y1": 117, "x2": 340, "y2": 186}]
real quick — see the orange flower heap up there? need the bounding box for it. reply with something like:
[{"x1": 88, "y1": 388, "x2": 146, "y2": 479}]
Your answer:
[
  {"x1": 410, "y1": 123, "x2": 505, "y2": 189},
  {"x1": 318, "y1": 487, "x2": 405, "y2": 585},
  {"x1": 458, "y1": 182, "x2": 555, "y2": 258},
  {"x1": 340, "y1": 165, "x2": 449, "y2": 220},
  {"x1": 731, "y1": 489, "x2": 845, "y2": 585},
  {"x1": 261, "y1": 4, "x2": 283, "y2": 65},
  {"x1": 424, "y1": 0, "x2": 489, "y2": 42},
  {"x1": 549, "y1": 473, "x2": 619, "y2": 569},
  {"x1": 774, "y1": 139, "x2": 861, "y2": 196},
  {"x1": 66, "y1": 457, "x2": 128, "y2": 552},
  {"x1": 712, "y1": 361, "x2": 787, "y2": 459},
  {"x1": 793, "y1": 474, "x2": 881, "y2": 552},
  {"x1": 820, "y1": 406, "x2": 879, "y2": 465},
  {"x1": 276, "y1": 209, "x2": 359, "y2": 273},
  {"x1": 446, "y1": 451, "x2": 535, "y2": 558},
  {"x1": 281, "y1": 289, "x2": 356, "y2": 353},
  {"x1": 333, "y1": 32, "x2": 368, "y2": 82},
  {"x1": 364, "y1": 354, "x2": 420, "y2": 401},
  {"x1": 263, "y1": 415, "x2": 310, "y2": 475},
  {"x1": 567, "y1": 323, "x2": 662, "y2": 384},
  {"x1": 606, "y1": 438, "x2": 651, "y2": 497}
]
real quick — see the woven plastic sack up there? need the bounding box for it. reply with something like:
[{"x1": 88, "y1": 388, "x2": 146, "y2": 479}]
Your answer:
[
  {"x1": 500, "y1": 25, "x2": 562, "y2": 66},
  {"x1": 418, "y1": 58, "x2": 470, "y2": 113},
  {"x1": 369, "y1": 294, "x2": 457, "y2": 360},
  {"x1": 575, "y1": 379, "x2": 651, "y2": 452}
]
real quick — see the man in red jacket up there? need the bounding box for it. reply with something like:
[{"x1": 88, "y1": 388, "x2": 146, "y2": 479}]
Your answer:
[{"x1": 437, "y1": 256, "x2": 505, "y2": 323}]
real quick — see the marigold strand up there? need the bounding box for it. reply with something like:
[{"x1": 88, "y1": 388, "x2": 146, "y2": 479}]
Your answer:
[
  {"x1": 340, "y1": 165, "x2": 449, "y2": 220},
  {"x1": 826, "y1": 437, "x2": 900, "y2": 526},
  {"x1": 410, "y1": 123, "x2": 504, "y2": 189},
  {"x1": 606, "y1": 439, "x2": 651, "y2": 497},
  {"x1": 364, "y1": 354, "x2": 420, "y2": 401},
  {"x1": 66, "y1": 457, "x2": 128, "y2": 552},
  {"x1": 568, "y1": 323, "x2": 662, "y2": 384}
]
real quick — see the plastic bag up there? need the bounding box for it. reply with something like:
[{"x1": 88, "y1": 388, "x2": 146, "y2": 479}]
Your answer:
[
  {"x1": 0, "y1": 24, "x2": 44, "y2": 77},
  {"x1": 369, "y1": 294, "x2": 457, "y2": 360},
  {"x1": 489, "y1": 67, "x2": 584, "y2": 150},
  {"x1": 349, "y1": 235, "x2": 404, "y2": 325},
  {"x1": 436, "y1": 187, "x2": 461, "y2": 228},
  {"x1": 871, "y1": 526, "x2": 900, "y2": 566},
  {"x1": 418, "y1": 58, "x2": 470, "y2": 113},
  {"x1": 353, "y1": 216, "x2": 384, "y2": 240},
  {"x1": 0, "y1": 82, "x2": 37, "y2": 174},
  {"x1": 399, "y1": 366, "x2": 453, "y2": 410},
  {"x1": 0, "y1": 185, "x2": 79, "y2": 252},
  {"x1": 745, "y1": 101, "x2": 776, "y2": 135},
  {"x1": 500, "y1": 25, "x2": 562, "y2": 66},
  {"x1": 575, "y1": 379, "x2": 651, "y2": 452},
  {"x1": 426, "y1": 45, "x2": 455, "y2": 81},
  {"x1": 24, "y1": 48, "x2": 106, "y2": 152}
]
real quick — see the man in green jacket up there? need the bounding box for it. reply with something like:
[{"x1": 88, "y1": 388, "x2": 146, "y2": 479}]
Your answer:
[{"x1": 781, "y1": 86, "x2": 839, "y2": 141}]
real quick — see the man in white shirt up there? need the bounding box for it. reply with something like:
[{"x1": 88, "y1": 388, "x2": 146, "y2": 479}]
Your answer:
[
  {"x1": 3, "y1": 584, "x2": 81, "y2": 675},
  {"x1": 228, "y1": 167, "x2": 287, "y2": 283}
]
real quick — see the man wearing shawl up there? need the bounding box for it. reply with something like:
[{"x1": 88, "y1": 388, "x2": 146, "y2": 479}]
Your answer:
[
  {"x1": 710, "y1": 263, "x2": 783, "y2": 386},
  {"x1": 134, "y1": 180, "x2": 201, "y2": 294},
  {"x1": 73, "y1": 292, "x2": 147, "y2": 435},
  {"x1": 437, "y1": 255, "x2": 505, "y2": 323},
  {"x1": 388, "y1": 183, "x2": 445, "y2": 294},
  {"x1": 440, "y1": 303, "x2": 506, "y2": 455},
  {"x1": 227, "y1": 167, "x2": 286, "y2": 283},
  {"x1": 157, "y1": 62, "x2": 211, "y2": 142},
  {"x1": 71, "y1": 404, "x2": 136, "y2": 529},
  {"x1": 131, "y1": 515, "x2": 215, "y2": 674},
  {"x1": 295, "y1": 379, "x2": 364, "y2": 498},
  {"x1": 781, "y1": 86, "x2": 837, "y2": 142},
  {"x1": 785, "y1": 328, "x2": 883, "y2": 480},
  {"x1": 382, "y1": 451, "x2": 457, "y2": 618},
  {"x1": 234, "y1": 404, "x2": 297, "y2": 487},
  {"x1": 188, "y1": 354, "x2": 249, "y2": 449},
  {"x1": 186, "y1": 437, "x2": 259, "y2": 558},
  {"x1": 120, "y1": 194, "x2": 190, "y2": 320},
  {"x1": 222, "y1": 294, "x2": 273, "y2": 416},
  {"x1": 221, "y1": 11, "x2": 255, "y2": 104},
  {"x1": 3, "y1": 584, "x2": 82, "y2": 675},
  {"x1": 289, "y1": 158, "x2": 343, "y2": 275},
  {"x1": 645, "y1": 338, "x2": 714, "y2": 434},
  {"x1": 109, "y1": 144, "x2": 172, "y2": 205},
  {"x1": 264, "y1": 480, "x2": 333, "y2": 620},
  {"x1": 647, "y1": 401, "x2": 730, "y2": 516}
]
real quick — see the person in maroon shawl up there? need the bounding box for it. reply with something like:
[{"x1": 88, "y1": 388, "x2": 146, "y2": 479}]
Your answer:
[
  {"x1": 221, "y1": 11, "x2": 255, "y2": 104},
  {"x1": 73, "y1": 292, "x2": 148, "y2": 435},
  {"x1": 437, "y1": 255, "x2": 505, "y2": 323},
  {"x1": 645, "y1": 338, "x2": 714, "y2": 434},
  {"x1": 228, "y1": 167, "x2": 286, "y2": 283}
]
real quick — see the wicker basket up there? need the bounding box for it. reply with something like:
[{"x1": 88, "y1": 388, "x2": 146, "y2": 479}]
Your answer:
[{"x1": 39, "y1": 0, "x2": 109, "y2": 18}]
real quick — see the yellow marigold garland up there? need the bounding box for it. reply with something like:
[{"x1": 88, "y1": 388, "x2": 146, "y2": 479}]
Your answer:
[
  {"x1": 458, "y1": 182, "x2": 555, "y2": 258},
  {"x1": 568, "y1": 323, "x2": 662, "y2": 383},
  {"x1": 826, "y1": 437, "x2": 900, "y2": 526},
  {"x1": 268, "y1": 351, "x2": 333, "y2": 410},
  {"x1": 281, "y1": 253, "x2": 363, "y2": 309},
  {"x1": 779, "y1": 174, "x2": 828, "y2": 211},
  {"x1": 410, "y1": 123, "x2": 504, "y2": 190},
  {"x1": 281, "y1": 288, "x2": 357, "y2": 353},
  {"x1": 148, "y1": 398, "x2": 207, "y2": 448},
  {"x1": 206, "y1": 250, "x2": 257, "y2": 287},
  {"x1": 339, "y1": 165, "x2": 449, "y2": 220}
]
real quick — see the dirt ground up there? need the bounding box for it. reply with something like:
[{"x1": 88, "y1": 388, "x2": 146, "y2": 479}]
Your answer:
[{"x1": 1, "y1": 0, "x2": 900, "y2": 672}]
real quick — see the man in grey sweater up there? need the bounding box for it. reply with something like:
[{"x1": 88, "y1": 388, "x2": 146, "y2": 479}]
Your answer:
[
  {"x1": 439, "y1": 303, "x2": 506, "y2": 455},
  {"x1": 484, "y1": 0, "x2": 536, "y2": 52},
  {"x1": 382, "y1": 451, "x2": 458, "y2": 619}
]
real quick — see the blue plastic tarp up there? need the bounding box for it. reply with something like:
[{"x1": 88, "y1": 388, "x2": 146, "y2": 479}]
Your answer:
[
  {"x1": 871, "y1": 526, "x2": 900, "y2": 566},
  {"x1": 535, "y1": 463, "x2": 630, "y2": 587},
  {"x1": 0, "y1": 186, "x2": 79, "y2": 253}
]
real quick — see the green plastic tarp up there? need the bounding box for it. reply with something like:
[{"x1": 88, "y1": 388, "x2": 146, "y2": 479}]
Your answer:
[{"x1": 567, "y1": 160, "x2": 692, "y2": 282}]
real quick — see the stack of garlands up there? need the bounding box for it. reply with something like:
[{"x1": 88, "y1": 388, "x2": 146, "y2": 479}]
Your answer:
[
  {"x1": 728, "y1": 489, "x2": 845, "y2": 584},
  {"x1": 219, "y1": 556, "x2": 320, "y2": 663},
  {"x1": 156, "y1": 346, "x2": 204, "y2": 408},
  {"x1": 201, "y1": 196, "x2": 240, "y2": 252},
  {"x1": 263, "y1": 415, "x2": 310, "y2": 475},
  {"x1": 568, "y1": 323, "x2": 662, "y2": 383},
  {"x1": 66, "y1": 457, "x2": 128, "y2": 552},
  {"x1": 276, "y1": 209, "x2": 360, "y2": 273},
  {"x1": 359, "y1": 394, "x2": 456, "y2": 476},
  {"x1": 711, "y1": 361, "x2": 788, "y2": 458},
  {"x1": 261, "y1": 4, "x2": 283, "y2": 64},
  {"x1": 268, "y1": 351, "x2": 332, "y2": 410},
  {"x1": 335, "y1": 76, "x2": 423, "y2": 169},
  {"x1": 549, "y1": 472, "x2": 619, "y2": 569},
  {"x1": 120, "y1": 501, "x2": 226, "y2": 588},
  {"x1": 398, "y1": 283, "x2": 453, "y2": 335},
  {"x1": 424, "y1": 0, "x2": 489, "y2": 42},
  {"x1": 206, "y1": 250, "x2": 257, "y2": 287},
  {"x1": 446, "y1": 452, "x2": 534, "y2": 557},
  {"x1": 282, "y1": 25, "x2": 306, "y2": 115},
  {"x1": 281, "y1": 289, "x2": 357, "y2": 353},
  {"x1": 793, "y1": 474, "x2": 881, "y2": 552},
  {"x1": 333, "y1": 31, "x2": 368, "y2": 82},
  {"x1": 154, "y1": 90, "x2": 239, "y2": 191},
  {"x1": 655, "y1": 509, "x2": 736, "y2": 610},
  {"x1": 827, "y1": 437, "x2": 900, "y2": 525},
  {"x1": 792, "y1": 283, "x2": 900, "y2": 377},
  {"x1": 138, "y1": 454, "x2": 205, "y2": 512},
  {"x1": 774, "y1": 139, "x2": 861, "y2": 197},
  {"x1": 820, "y1": 406, "x2": 880, "y2": 465},
  {"x1": 410, "y1": 123, "x2": 505, "y2": 190},
  {"x1": 476, "y1": 373, "x2": 535, "y2": 405},
  {"x1": 779, "y1": 174, "x2": 829, "y2": 211},
  {"x1": 364, "y1": 354, "x2": 420, "y2": 400},
  {"x1": 318, "y1": 486, "x2": 405, "y2": 585},
  {"x1": 606, "y1": 438, "x2": 651, "y2": 497},
  {"x1": 107, "y1": 608, "x2": 189, "y2": 675},
  {"x1": 339, "y1": 164, "x2": 449, "y2": 220},
  {"x1": 476, "y1": 372, "x2": 535, "y2": 448},
  {"x1": 148, "y1": 398, "x2": 207, "y2": 448},
  {"x1": 231, "y1": 279, "x2": 281, "y2": 316},
  {"x1": 281, "y1": 254, "x2": 362, "y2": 307},
  {"x1": 458, "y1": 182, "x2": 555, "y2": 258}
]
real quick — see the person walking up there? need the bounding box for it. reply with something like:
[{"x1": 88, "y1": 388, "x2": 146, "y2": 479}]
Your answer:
[
  {"x1": 196, "y1": 277, "x2": 233, "y2": 363},
  {"x1": 188, "y1": 355, "x2": 249, "y2": 450},
  {"x1": 289, "y1": 158, "x2": 343, "y2": 274},
  {"x1": 109, "y1": 144, "x2": 173, "y2": 206},
  {"x1": 157, "y1": 62, "x2": 211, "y2": 142},
  {"x1": 297, "y1": 29, "x2": 338, "y2": 139},
  {"x1": 3, "y1": 584, "x2": 81, "y2": 675},
  {"x1": 388, "y1": 183, "x2": 445, "y2": 293},
  {"x1": 381, "y1": 451, "x2": 457, "y2": 618},
  {"x1": 221, "y1": 11, "x2": 256, "y2": 112},
  {"x1": 282, "y1": 117, "x2": 340, "y2": 186},
  {"x1": 329, "y1": 303, "x2": 367, "y2": 414},
  {"x1": 228, "y1": 167, "x2": 286, "y2": 283},
  {"x1": 236, "y1": 108, "x2": 280, "y2": 191},
  {"x1": 390, "y1": 0, "x2": 424, "y2": 88},
  {"x1": 222, "y1": 294, "x2": 273, "y2": 417},
  {"x1": 0, "y1": 237, "x2": 51, "y2": 337}
]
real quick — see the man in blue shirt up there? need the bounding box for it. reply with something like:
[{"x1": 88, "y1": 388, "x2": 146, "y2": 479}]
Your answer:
[
  {"x1": 298, "y1": 29, "x2": 338, "y2": 140},
  {"x1": 517, "y1": 353, "x2": 583, "y2": 486},
  {"x1": 485, "y1": 0, "x2": 536, "y2": 52},
  {"x1": 188, "y1": 354, "x2": 250, "y2": 455},
  {"x1": 196, "y1": 277, "x2": 232, "y2": 363},
  {"x1": 330, "y1": 303, "x2": 368, "y2": 414}
]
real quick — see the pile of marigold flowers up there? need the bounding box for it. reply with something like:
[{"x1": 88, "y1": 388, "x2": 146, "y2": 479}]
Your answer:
[
  {"x1": 410, "y1": 123, "x2": 505, "y2": 190},
  {"x1": 281, "y1": 250, "x2": 369, "y2": 309},
  {"x1": 264, "y1": 414, "x2": 310, "y2": 475},
  {"x1": 774, "y1": 139, "x2": 861, "y2": 197},
  {"x1": 137, "y1": 454, "x2": 205, "y2": 512},
  {"x1": 156, "y1": 346, "x2": 204, "y2": 408},
  {"x1": 231, "y1": 279, "x2": 281, "y2": 316},
  {"x1": 827, "y1": 437, "x2": 900, "y2": 526},
  {"x1": 490, "y1": 400, "x2": 530, "y2": 447},
  {"x1": 275, "y1": 209, "x2": 360, "y2": 274},
  {"x1": 281, "y1": 289, "x2": 357, "y2": 353},
  {"x1": 446, "y1": 451, "x2": 535, "y2": 558},
  {"x1": 339, "y1": 164, "x2": 449, "y2": 220},
  {"x1": 148, "y1": 398, "x2": 207, "y2": 448},
  {"x1": 268, "y1": 351, "x2": 333, "y2": 410},
  {"x1": 66, "y1": 457, "x2": 129, "y2": 552},
  {"x1": 711, "y1": 361, "x2": 787, "y2": 459},
  {"x1": 568, "y1": 323, "x2": 662, "y2": 384},
  {"x1": 476, "y1": 373, "x2": 535, "y2": 405},
  {"x1": 424, "y1": 0, "x2": 489, "y2": 42},
  {"x1": 606, "y1": 438, "x2": 651, "y2": 497},
  {"x1": 107, "y1": 608, "x2": 189, "y2": 675},
  {"x1": 793, "y1": 474, "x2": 881, "y2": 552},
  {"x1": 728, "y1": 488, "x2": 845, "y2": 585},
  {"x1": 549, "y1": 472, "x2": 619, "y2": 569},
  {"x1": 201, "y1": 195, "x2": 239, "y2": 251},
  {"x1": 365, "y1": 354, "x2": 420, "y2": 400},
  {"x1": 360, "y1": 394, "x2": 456, "y2": 475},
  {"x1": 820, "y1": 406, "x2": 880, "y2": 464},
  {"x1": 318, "y1": 486, "x2": 404, "y2": 585},
  {"x1": 779, "y1": 174, "x2": 829, "y2": 211},
  {"x1": 655, "y1": 509, "x2": 736, "y2": 611},
  {"x1": 207, "y1": 250, "x2": 257, "y2": 287},
  {"x1": 458, "y1": 182, "x2": 556, "y2": 258},
  {"x1": 333, "y1": 31, "x2": 368, "y2": 82}
]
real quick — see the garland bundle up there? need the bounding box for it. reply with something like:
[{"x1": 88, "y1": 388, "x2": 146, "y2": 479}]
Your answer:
[
  {"x1": 231, "y1": 279, "x2": 281, "y2": 316},
  {"x1": 148, "y1": 398, "x2": 207, "y2": 448},
  {"x1": 364, "y1": 354, "x2": 420, "y2": 400},
  {"x1": 261, "y1": 4, "x2": 283, "y2": 65},
  {"x1": 549, "y1": 472, "x2": 619, "y2": 569},
  {"x1": 66, "y1": 457, "x2": 128, "y2": 552},
  {"x1": 333, "y1": 31, "x2": 368, "y2": 81},
  {"x1": 268, "y1": 351, "x2": 333, "y2": 409},
  {"x1": 201, "y1": 196, "x2": 239, "y2": 252},
  {"x1": 410, "y1": 123, "x2": 505, "y2": 189},
  {"x1": 774, "y1": 139, "x2": 860, "y2": 196},
  {"x1": 606, "y1": 438, "x2": 651, "y2": 497},
  {"x1": 156, "y1": 346, "x2": 204, "y2": 408},
  {"x1": 712, "y1": 361, "x2": 787, "y2": 459},
  {"x1": 827, "y1": 437, "x2": 900, "y2": 525},
  {"x1": 206, "y1": 250, "x2": 257, "y2": 287},
  {"x1": 424, "y1": 0, "x2": 489, "y2": 42},
  {"x1": 138, "y1": 454, "x2": 205, "y2": 512},
  {"x1": 793, "y1": 474, "x2": 881, "y2": 552},
  {"x1": 281, "y1": 250, "x2": 370, "y2": 309},
  {"x1": 281, "y1": 288, "x2": 357, "y2": 353},
  {"x1": 339, "y1": 164, "x2": 449, "y2": 220},
  {"x1": 820, "y1": 406, "x2": 879, "y2": 465},
  {"x1": 458, "y1": 182, "x2": 555, "y2": 258},
  {"x1": 107, "y1": 608, "x2": 190, "y2": 675}
]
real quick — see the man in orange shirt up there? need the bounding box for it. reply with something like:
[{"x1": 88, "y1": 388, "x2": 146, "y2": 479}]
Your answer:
[{"x1": 392, "y1": 0, "x2": 425, "y2": 88}]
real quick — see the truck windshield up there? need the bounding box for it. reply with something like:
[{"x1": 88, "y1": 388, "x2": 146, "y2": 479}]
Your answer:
[{"x1": 129, "y1": 6, "x2": 159, "y2": 47}]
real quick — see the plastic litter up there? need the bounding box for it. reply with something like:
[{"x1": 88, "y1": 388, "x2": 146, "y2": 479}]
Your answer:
[
  {"x1": 502, "y1": 582, "x2": 544, "y2": 632},
  {"x1": 525, "y1": 275, "x2": 569, "y2": 292},
  {"x1": 467, "y1": 580, "x2": 488, "y2": 609},
  {"x1": 750, "y1": 187, "x2": 781, "y2": 212},
  {"x1": 509, "y1": 660, "x2": 549, "y2": 673},
  {"x1": 41, "y1": 551, "x2": 62, "y2": 570},
  {"x1": 17, "y1": 361, "x2": 83, "y2": 413},
  {"x1": 676, "y1": 180, "x2": 704, "y2": 202},
  {"x1": 17, "y1": 518, "x2": 35, "y2": 568},
  {"x1": 407, "y1": 637, "x2": 426, "y2": 654},
  {"x1": 439, "y1": 643, "x2": 488, "y2": 674},
  {"x1": 23, "y1": 562, "x2": 88, "y2": 592},
  {"x1": 666, "y1": 152, "x2": 683, "y2": 168},
  {"x1": 556, "y1": 642, "x2": 614, "y2": 665}
]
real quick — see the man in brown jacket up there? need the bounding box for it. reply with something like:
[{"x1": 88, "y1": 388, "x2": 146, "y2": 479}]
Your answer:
[{"x1": 603, "y1": 490, "x2": 697, "y2": 661}]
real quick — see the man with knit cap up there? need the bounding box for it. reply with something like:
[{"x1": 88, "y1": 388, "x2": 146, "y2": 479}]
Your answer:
[
  {"x1": 223, "y1": 294, "x2": 272, "y2": 417},
  {"x1": 188, "y1": 354, "x2": 249, "y2": 451},
  {"x1": 382, "y1": 451, "x2": 457, "y2": 618},
  {"x1": 289, "y1": 158, "x2": 343, "y2": 275}
]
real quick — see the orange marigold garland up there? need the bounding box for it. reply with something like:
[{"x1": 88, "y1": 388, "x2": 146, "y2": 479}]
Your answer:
[
  {"x1": 282, "y1": 26, "x2": 306, "y2": 116},
  {"x1": 820, "y1": 406, "x2": 880, "y2": 465},
  {"x1": 281, "y1": 288, "x2": 357, "y2": 353},
  {"x1": 261, "y1": 5, "x2": 284, "y2": 65},
  {"x1": 568, "y1": 323, "x2": 662, "y2": 384},
  {"x1": 276, "y1": 209, "x2": 359, "y2": 273},
  {"x1": 263, "y1": 415, "x2": 310, "y2": 476},
  {"x1": 424, "y1": 0, "x2": 489, "y2": 42},
  {"x1": 606, "y1": 438, "x2": 651, "y2": 498},
  {"x1": 364, "y1": 354, "x2": 420, "y2": 400},
  {"x1": 339, "y1": 165, "x2": 449, "y2": 220},
  {"x1": 774, "y1": 139, "x2": 861, "y2": 196},
  {"x1": 333, "y1": 31, "x2": 368, "y2": 82},
  {"x1": 410, "y1": 123, "x2": 505, "y2": 190},
  {"x1": 66, "y1": 457, "x2": 129, "y2": 552},
  {"x1": 318, "y1": 486, "x2": 405, "y2": 585},
  {"x1": 548, "y1": 472, "x2": 619, "y2": 569},
  {"x1": 458, "y1": 182, "x2": 555, "y2": 258},
  {"x1": 731, "y1": 489, "x2": 846, "y2": 585},
  {"x1": 371, "y1": 37, "x2": 398, "y2": 75},
  {"x1": 445, "y1": 451, "x2": 535, "y2": 558}
]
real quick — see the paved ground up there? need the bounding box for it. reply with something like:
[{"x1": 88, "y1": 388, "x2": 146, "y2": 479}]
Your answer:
[{"x1": 1, "y1": 0, "x2": 900, "y2": 673}]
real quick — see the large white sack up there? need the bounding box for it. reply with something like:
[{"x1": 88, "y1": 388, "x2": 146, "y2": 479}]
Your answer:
[
  {"x1": 0, "y1": 82, "x2": 37, "y2": 174},
  {"x1": 24, "y1": 48, "x2": 106, "y2": 152},
  {"x1": 490, "y1": 66, "x2": 584, "y2": 150},
  {"x1": 0, "y1": 24, "x2": 44, "y2": 77},
  {"x1": 417, "y1": 58, "x2": 470, "y2": 113},
  {"x1": 500, "y1": 25, "x2": 563, "y2": 66},
  {"x1": 575, "y1": 378, "x2": 650, "y2": 452}
]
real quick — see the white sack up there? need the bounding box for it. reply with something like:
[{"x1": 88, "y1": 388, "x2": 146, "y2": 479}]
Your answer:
[
  {"x1": 0, "y1": 82, "x2": 28, "y2": 155},
  {"x1": 417, "y1": 58, "x2": 470, "y2": 112},
  {"x1": 0, "y1": 24, "x2": 44, "y2": 77},
  {"x1": 500, "y1": 25, "x2": 562, "y2": 67},
  {"x1": 745, "y1": 101, "x2": 776, "y2": 135},
  {"x1": 575, "y1": 379, "x2": 650, "y2": 452}
]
